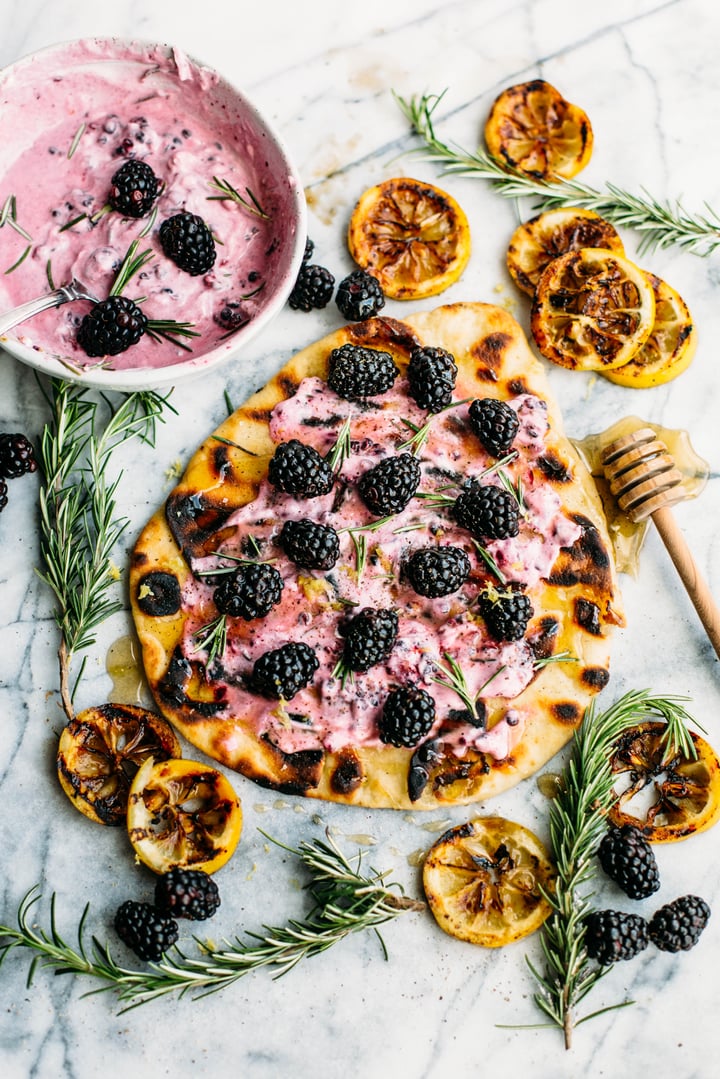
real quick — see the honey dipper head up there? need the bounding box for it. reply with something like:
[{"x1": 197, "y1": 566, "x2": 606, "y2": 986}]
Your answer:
[{"x1": 601, "y1": 427, "x2": 686, "y2": 522}]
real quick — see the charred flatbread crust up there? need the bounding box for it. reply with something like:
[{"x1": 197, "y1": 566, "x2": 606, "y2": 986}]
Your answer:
[{"x1": 130, "y1": 302, "x2": 624, "y2": 809}]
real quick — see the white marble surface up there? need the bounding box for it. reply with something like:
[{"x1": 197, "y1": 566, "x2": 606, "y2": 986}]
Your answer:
[{"x1": 2, "y1": 1, "x2": 720, "y2": 1076}]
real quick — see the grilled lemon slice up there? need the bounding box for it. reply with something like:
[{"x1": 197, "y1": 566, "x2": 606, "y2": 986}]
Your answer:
[
  {"x1": 347, "y1": 176, "x2": 471, "y2": 300},
  {"x1": 422, "y1": 816, "x2": 555, "y2": 947},
  {"x1": 484, "y1": 79, "x2": 593, "y2": 180},
  {"x1": 608, "y1": 722, "x2": 720, "y2": 842},
  {"x1": 531, "y1": 247, "x2": 656, "y2": 371},
  {"x1": 57, "y1": 703, "x2": 182, "y2": 826},
  {"x1": 506, "y1": 207, "x2": 625, "y2": 297},
  {"x1": 604, "y1": 273, "x2": 697, "y2": 388},
  {"x1": 127, "y1": 757, "x2": 243, "y2": 874}
]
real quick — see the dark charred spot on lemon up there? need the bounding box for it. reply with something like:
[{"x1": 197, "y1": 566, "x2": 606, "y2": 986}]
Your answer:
[{"x1": 137, "y1": 570, "x2": 182, "y2": 617}]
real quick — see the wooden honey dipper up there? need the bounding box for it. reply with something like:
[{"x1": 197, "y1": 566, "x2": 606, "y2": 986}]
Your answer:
[{"x1": 601, "y1": 426, "x2": 720, "y2": 660}]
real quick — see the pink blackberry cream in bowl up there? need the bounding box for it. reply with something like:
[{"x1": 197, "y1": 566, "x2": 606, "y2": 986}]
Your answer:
[{"x1": 0, "y1": 37, "x2": 306, "y2": 390}]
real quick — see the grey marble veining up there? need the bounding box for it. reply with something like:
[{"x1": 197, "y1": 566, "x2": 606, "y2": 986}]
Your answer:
[{"x1": 2, "y1": 1, "x2": 720, "y2": 1076}]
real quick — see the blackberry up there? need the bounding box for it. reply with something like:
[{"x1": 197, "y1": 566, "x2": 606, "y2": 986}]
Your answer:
[
  {"x1": 327, "y1": 343, "x2": 398, "y2": 400},
  {"x1": 341, "y1": 607, "x2": 399, "y2": 672},
  {"x1": 159, "y1": 211, "x2": 216, "y2": 275},
  {"x1": 598, "y1": 825, "x2": 661, "y2": 900},
  {"x1": 452, "y1": 482, "x2": 520, "y2": 541},
  {"x1": 0, "y1": 433, "x2": 37, "y2": 479},
  {"x1": 378, "y1": 684, "x2": 436, "y2": 748},
  {"x1": 77, "y1": 295, "x2": 148, "y2": 357},
  {"x1": 249, "y1": 641, "x2": 319, "y2": 700},
  {"x1": 0, "y1": 478, "x2": 7, "y2": 512},
  {"x1": 278, "y1": 518, "x2": 340, "y2": 570},
  {"x1": 407, "y1": 346, "x2": 458, "y2": 413},
  {"x1": 288, "y1": 263, "x2": 335, "y2": 311},
  {"x1": 154, "y1": 868, "x2": 221, "y2": 921},
  {"x1": 357, "y1": 453, "x2": 421, "y2": 516},
  {"x1": 406, "y1": 545, "x2": 470, "y2": 598},
  {"x1": 213, "y1": 562, "x2": 284, "y2": 620},
  {"x1": 268, "y1": 440, "x2": 334, "y2": 499},
  {"x1": 302, "y1": 237, "x2": 314, "y2": 261},
  {"x1": 335, "y1": 269, "x2": 385, "y2": 321},
  {"x1": 108, "y1": 159, "x2": 161, "y2": 218},
  {"x1": 477, "y1": 587, "x2": 533, "y2": 641},
  {"x1": 583, "y1": 909, "x2": 649, "y2": 965},
  {"x1": 114, "y1": 900, "x2": 179, "y2": 962},
  {"x1": 468, "y1": 398, "x2": 520, "y2": 457},
  {"x1": 648, "y1": 895, "x2": 711, "y2": 952},
  {"x1": 215, "y1": 301, "x2": 249, "y2": 332}
]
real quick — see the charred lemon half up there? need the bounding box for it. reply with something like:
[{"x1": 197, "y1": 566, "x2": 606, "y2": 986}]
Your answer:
[
  {"x1": 422, "y1": 816, "x2": 555, "y2": 947},
  {"x1": 506, "y1": 207, "x2": 625, "y2": 297},
  {"x1": 484, "y1": 79, "x2": 593, "y2": 180},
  {"x1": 57, "y1": 703, "x2": 182, "y2": 826},
  {"x1": 604, "y1": 272, "x2": 697, "y2": 388},
  {"x1": 127, "y1": 756, "x2": 242, "y2": 874},
  {"x1": 347, "y1": 176, "x2": 471, "y2": 300},
  {"x1": 608, "y1": 721, "x2": 720, "y2": 842},
  {"x1": 531, "y1": 247, "x2": 655, "y2": 371}
]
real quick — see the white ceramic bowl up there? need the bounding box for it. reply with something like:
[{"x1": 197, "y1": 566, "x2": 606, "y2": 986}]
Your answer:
[{"x1": 0, "y1": 38, "x2": 306, "y2": 390}]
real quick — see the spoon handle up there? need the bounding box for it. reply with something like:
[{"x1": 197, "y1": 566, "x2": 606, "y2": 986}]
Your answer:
[{"x1": 0, "y1": 281, "x2": 96, "y2": 337}]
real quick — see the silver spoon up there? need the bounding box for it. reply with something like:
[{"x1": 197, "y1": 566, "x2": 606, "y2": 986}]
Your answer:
[{"x1": 0, "y1": 278, "x2": 98, "y2": 337}]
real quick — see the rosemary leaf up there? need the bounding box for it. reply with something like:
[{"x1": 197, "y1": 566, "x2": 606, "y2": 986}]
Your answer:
[
  {"x1": 0, "y1": 834, "x2": 422, "y2": 1010},
  {"x1": 395, "y1": 91, "x2": 720, "y2": 258},
  {"x1": 208, "y1": 176, "x2": 269, "y2": 219}
]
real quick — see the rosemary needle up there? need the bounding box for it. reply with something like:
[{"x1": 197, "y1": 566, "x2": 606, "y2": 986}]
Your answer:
[
  {"x1": 0, "y1": 833, "x2": 423, "y2": 1011},
  {"x1": 395, "y1": 90, "x2": 720, "y2": 257}
]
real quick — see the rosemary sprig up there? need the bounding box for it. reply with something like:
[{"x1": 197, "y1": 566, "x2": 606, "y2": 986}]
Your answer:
[
  {"x1": 528, "y1": 689, "x2": 699, "y2": 1048},
  {"x1": 416, "y1": 453, "x2": 517, "y2": 510},
  {"x1": 109, "y1": 239, "x2": 154, "y2": 296},
  {"x1": 398, "y1": 397, "x2": 472, "y2": 456},
  {"x1": 0, "y1": 833, "x2": 423, "y2": 1010},
  {"x1": 325, "y1": 415, "x2": 353, "y2": 472},
  {"x1": 191, "y1": 614, "x2": 227, "y2": 665},
  {"x1": 36, "y1": 380, "x2": 175, "y2": 718},
  {"x1": 472, "y1": 540, "x2": 506, "y2": 584},
  {"x1": 145, "y1": 319, "x2": 200, "y2": 351},
  {"x1": 430, "y1": 652, "x2": 499, "y2": 724},
  {"x1": 498, "y1": 467, "x2": 526, "y2": 514},
  {"x1": 208, "y1": 176, "x2": 269, "y2": 219},
  {"x1": 395, "y1": 90, "x2": 720, "y2": 257}
]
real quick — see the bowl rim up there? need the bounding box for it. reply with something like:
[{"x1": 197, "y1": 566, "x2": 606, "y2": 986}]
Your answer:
[{"x1": 0, "y1": 35, "x2": 307, "y2": 392}]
